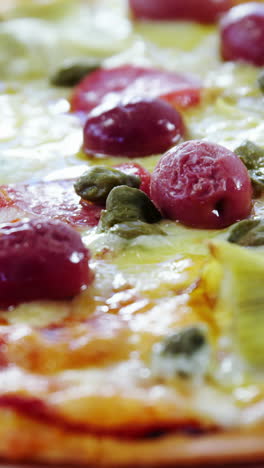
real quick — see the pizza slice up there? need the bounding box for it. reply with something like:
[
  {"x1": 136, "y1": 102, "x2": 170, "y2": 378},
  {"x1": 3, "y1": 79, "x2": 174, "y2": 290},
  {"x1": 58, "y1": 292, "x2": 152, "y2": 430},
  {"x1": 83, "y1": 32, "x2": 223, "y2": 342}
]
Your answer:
[{"x1": 0, "y1": 0, "x2": 263, "y2": 466}]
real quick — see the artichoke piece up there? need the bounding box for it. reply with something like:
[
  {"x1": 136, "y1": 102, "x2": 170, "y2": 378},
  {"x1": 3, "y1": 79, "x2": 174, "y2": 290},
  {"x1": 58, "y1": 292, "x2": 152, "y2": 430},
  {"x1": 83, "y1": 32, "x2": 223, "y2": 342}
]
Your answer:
[
  {"x1": 228, "y1": 218, "x2": 264, "y2": 246},
  {"x1": 99, "y1": 185, "x2": 162, "y2": 233},
  {"x1": 51, "y1": 58, "x2": 101, "y2": 87},
  {"x1": 6, "y1": 0, "x2": 74, "y2": 20},
  {"x1": 74, "y1": 166, "x2": 140, "y2": 204},
  {"x1": 210, "y1": 240, "x2": 264, "y2": 368},
  {"x1": 234, "y1": 140, "x2": 264, "y2": 195},
  {"x1": 151, "y1": 326, "x2": 210, "y2": 379}
]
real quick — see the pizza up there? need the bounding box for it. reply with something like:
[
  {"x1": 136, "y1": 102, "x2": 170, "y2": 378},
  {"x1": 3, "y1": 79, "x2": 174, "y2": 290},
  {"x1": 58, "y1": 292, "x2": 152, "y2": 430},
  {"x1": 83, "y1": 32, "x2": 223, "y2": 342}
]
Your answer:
[{"x1": 0, "y1": 0, "x2": 264, "y2": 466}]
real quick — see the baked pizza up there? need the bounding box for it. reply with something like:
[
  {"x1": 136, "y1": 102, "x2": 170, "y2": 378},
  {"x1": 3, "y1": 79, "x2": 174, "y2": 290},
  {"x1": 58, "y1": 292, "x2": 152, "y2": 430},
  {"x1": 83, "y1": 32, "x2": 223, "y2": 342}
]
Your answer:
[{"x1": 0, "y1": 0, "x2": 264, "y2": 466}]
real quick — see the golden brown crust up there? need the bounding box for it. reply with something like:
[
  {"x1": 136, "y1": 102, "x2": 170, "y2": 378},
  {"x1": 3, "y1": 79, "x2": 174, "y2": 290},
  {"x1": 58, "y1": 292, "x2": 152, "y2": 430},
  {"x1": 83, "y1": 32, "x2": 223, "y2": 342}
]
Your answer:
[
  {"x1": 0, "y1": 1, "x2": 263, "y2": 467},
  {"x1": 0, "y1": 409, "x2": 263, "y2": 467}
]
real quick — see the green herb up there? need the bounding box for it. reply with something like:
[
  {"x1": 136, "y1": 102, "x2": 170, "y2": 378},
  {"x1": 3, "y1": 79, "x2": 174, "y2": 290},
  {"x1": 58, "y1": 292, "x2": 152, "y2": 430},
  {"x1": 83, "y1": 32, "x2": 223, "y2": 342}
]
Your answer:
[{"x1": 74, "y1": 166, "x2": 140, "y2": 204}]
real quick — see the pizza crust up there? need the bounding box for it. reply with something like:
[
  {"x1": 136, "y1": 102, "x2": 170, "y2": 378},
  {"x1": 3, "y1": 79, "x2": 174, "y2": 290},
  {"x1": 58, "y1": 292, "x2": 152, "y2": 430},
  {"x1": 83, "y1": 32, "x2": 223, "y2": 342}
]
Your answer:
[
  {"x1": 0, "y1": 0, "x2": 263, "y2": 466},
  {"x1": 0, "y1": 409, "x2": 263, "y2": 467}
]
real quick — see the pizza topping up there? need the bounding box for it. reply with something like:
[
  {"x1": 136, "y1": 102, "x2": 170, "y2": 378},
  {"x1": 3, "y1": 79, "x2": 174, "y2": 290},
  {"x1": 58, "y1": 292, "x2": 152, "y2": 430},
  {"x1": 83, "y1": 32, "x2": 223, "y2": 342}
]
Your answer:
[
  {"x1": 114, "y1": 163, "x2": 151, "y2": 197},
  {"x1": 228, "y1": 218, "x2": 264, "y2": 246},
  {"x1": 7, "y1": 0, "x2": 75, "y2": 20},
  {"x1": 129, "y1": 0, "x2": 232, "y2": 23},
  {"x1": 83, "y1": 98, "x2": 185, "y2": 158},
  {"x1": 51, "y1": 58, "x2": 102, "y2": 87},
  {"x1": 235, "y1": 140, "x2": 264, "y2": 169},
  {"x1": 211, "y1": 240, "x2": 264, "y2": 368},
  {"x1": 234, "y1": 140, "x2": 264, "y2": 196},
  {"x1": 98, "y1": 186, "x2": 163, "y2": 238},
  {"x1": 220, "y1": 3, "x2": 264, "y2": 66},
  {"x1": 3, "y1": 180, "x2": 102, "y2": 227},
  {"x1": 100, "y1": 186, "x2": 162, "y2": 227},
  {"x1": 109, "y1": 220, "x2": 165, "y2": 239},
  {"x1": 74, "y1": 166, "x2": 140, "y2": 204},
  {"x1": 0, "y1": 219, "x2": 92, "y2": 308},
  {"x1": 150, "y1": 140, "x2": 252, "y2": 229},
  {"x1": 151, "y1": 326, "x2": 210, "y2": 378},
  {"x1": 71, "y1": 65, "x2": 202, "y2": 114},
  {"x1": 0, "y1": 393, "x2": 216, "y2": 437},
  {"x1": 258, "y1": 70, "x2": 264, "y2": 93}
]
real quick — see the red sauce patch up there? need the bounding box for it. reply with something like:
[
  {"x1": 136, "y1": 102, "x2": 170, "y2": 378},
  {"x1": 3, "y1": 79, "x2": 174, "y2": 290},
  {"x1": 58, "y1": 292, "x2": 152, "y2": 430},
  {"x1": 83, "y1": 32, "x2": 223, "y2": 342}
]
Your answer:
[
  {"x1": 0, "y1": 394, "x2": 217, "y2": 438},
  {"x1": 71, "y1": 65, "x2": 202, "y2": 115},
  {"x1": 2, "y1": 180, "x2": 102, "y2": 228},
  {"x1": 129, "y1": 0, "x2": 232, "y2": 23},
  {"x1": 114, "y1": 162, "x2": 151, "y2": 196},
  {"x1": 0, "y1": 334, "x2": 8, "y2": 367}
]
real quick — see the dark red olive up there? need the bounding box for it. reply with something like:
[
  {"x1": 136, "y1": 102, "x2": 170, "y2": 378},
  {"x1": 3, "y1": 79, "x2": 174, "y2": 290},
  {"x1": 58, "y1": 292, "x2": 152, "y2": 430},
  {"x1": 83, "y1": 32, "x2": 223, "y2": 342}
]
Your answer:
[
  {"x1": 83, "y1": 98, "x2": 185, "y2": 158},
  {"x1": 220, "y1": 3, "x2": 264, "y2": 66},
  {"x1": 150, "y1": 140, "x2": 252, "y2": 229},
  {"x1": 0, "y1": 219, "x2": 92, "y2": 308}
]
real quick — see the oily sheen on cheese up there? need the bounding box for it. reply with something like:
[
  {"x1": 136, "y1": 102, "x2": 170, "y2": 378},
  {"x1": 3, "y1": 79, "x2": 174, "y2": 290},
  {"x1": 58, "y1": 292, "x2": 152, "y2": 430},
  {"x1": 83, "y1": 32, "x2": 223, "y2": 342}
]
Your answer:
[{"x1": 0, "y1": 0, "x2": 264, "y2": 466}]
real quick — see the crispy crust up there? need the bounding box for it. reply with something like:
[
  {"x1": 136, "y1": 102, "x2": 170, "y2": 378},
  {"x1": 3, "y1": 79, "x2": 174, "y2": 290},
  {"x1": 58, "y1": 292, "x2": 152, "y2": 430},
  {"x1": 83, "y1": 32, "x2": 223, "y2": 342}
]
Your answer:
[
  {"x1": 0, "y1": 1, "x2": 263, "y2": 467},
  {"x1": 0, "y1": 410, "x2": 264, "y2": 467}
]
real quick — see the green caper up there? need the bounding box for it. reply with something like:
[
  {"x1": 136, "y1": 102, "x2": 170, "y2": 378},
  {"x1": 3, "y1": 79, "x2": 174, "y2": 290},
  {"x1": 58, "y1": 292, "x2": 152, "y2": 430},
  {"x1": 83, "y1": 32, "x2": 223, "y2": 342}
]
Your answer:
[
  {"x1": 228, "y1": 218, "x2": 264, "y2": 246},
  {"x1": 250, "y1": 168, "x2": 264, "y2": 195},
  {"x1": 161, "y1": 327, "x2": 207, "y2": 357},
  {"x1": 51, "y1": 59, "x2": 102, "y2": 87},
  {"x1": 74, "y1": 166, "x2": 140, "y2": 204},
  {"x1": 258, "y1": 71, "x2": 264, "y2": 94},
  {"x1": 151, "y1": 326, "x2": 210, "y2": 379},
  {"x1": 234, "y1": 141, "x2": 264, "y2": 195},
  {"x1": 234, "y1": 140, "x2": 264, "y2": 170},
  {"x1": 99, "y1": 185, "x2": 162, "y2": 232},
  {"x1": 109, "y1": 220, "x2": 165, "y2": 239}
]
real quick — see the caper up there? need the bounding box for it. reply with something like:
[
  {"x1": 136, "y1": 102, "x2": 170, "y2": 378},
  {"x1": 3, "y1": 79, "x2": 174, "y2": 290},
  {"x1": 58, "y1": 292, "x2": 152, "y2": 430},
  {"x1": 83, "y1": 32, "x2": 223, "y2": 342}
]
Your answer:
[
  {"x1": 228, "y1": 218, "x2": 264, "y2": 246},
  {"x1": 258, "y1": 71, "x2": 264, "y2": 94},
  {"x1": 234, "y1": 140, "x2": 264, "y2": 195},
  {"x1": 234, "y1": 140, "x2": 264, "y2": 169},
  {"x1": 51, "y1": 59, "x2": 102, "y2": 87},
  {"x1": 151, "y1": 326, "x2": 210, "y2": 379},
  {"x1": 109, "y1": 220, "x2": 165, "y2": 239},
  {"x1": 99, "y1": 185, "x2": 162, "y2": 232},
  {"x1": 74, "y1": 166, "x2": 140, "y2": 204},
  {"x1": 161, "y1": 327, "x2": 207, "y2": 357}
]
